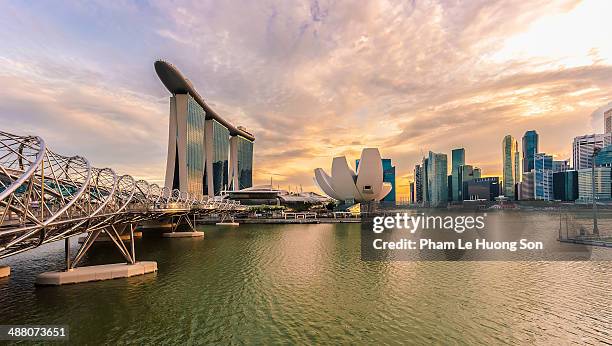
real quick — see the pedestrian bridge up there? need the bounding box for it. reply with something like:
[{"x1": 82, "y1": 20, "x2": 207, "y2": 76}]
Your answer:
[{"x1": 0, "y1": 131, "x2": 244, "y2": 269}]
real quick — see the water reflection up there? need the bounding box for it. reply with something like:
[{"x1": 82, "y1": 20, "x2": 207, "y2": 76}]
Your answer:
[{"x1": 0, "y1": 214, "x2": 610, "y2": 344}]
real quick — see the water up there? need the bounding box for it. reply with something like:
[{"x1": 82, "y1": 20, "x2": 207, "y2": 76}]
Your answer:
[{"x1": 0, "y1": 213, "x2": 611, "y2": 344}]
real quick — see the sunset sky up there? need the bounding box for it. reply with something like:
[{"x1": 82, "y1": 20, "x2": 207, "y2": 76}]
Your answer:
[{"x1": 1, "y1": 0, "x2": 611, "y2": 198}]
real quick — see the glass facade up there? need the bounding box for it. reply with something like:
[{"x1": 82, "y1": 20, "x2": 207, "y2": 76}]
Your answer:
[
  {"x1": 236, "y1": 136, "x2": 254, "y2": 190},
  {"x1": 414, "y1": 164, "x2": 423, "y2": 204},
  {"x1": 534, "y1": 153, "x2": 553, "y2": 200},
  {"x1": 186, "y1": 95, "x2": 206, "y2": 196},
  {"x1": 458, "y1": 164, "x2": 479, "y2": 200},
  {"x1": 451, "y1": 148, "x2": 465, "y2": 201},
  {"x1": 522, "y1": 130, "x2": 538, "y2": 173},
  {"x1": 427, "y1": 151, "x2": 448, "y2": 207},
  {"x1": 206, "y1": 119, "x2": 230, "y2": 196},
  {"x1": 422, "y1": 157, "x2": 429, "y2": 205},
  {"x1": 594, "y1": 145, "x2": 612, "y2": 167},
  {"x1": 382, "y1": 159, "x2": 396, "y2": 202},
  {"x1": 577, "y1": 167, "x2": 612, "y2": 203},
  {"x1": 502, "y1": 135, "x2": 518, "y2": 198},
  {"x1": 553, "y1": 170, "x2": 578, "y2": 201},
  {"x1": 464, "y1": 177, "x2": 500, "y2": 201}
]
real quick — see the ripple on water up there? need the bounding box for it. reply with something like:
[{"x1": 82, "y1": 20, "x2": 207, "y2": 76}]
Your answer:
[{"x1": 0, "y1": 217, "x2": 611, "y2": 344}]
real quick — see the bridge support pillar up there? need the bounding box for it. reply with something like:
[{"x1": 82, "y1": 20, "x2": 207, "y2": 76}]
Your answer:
[
  {"x1": 65, "y1": 237, "x2": 71, "y2": 271},
  {"x1": 162, "y1": 213, "x2": 203, "y2": 238},
  {"x1": 0, "y1": 266, "x2": 10, "y2": 278},
  {"x1": 36, "y1": 262, "x2": 157, "y2": 286}
]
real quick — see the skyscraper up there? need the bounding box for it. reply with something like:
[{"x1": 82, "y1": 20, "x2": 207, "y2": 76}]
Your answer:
[
  {"x1": 605, "y1": 108, "x2": 612, "y2": 135},
  {"x1": 414, "y1": 164, "x2": 423, "y2": 204},
  {"x1": 572, "y1": 134, "x2": 611, "y2": 170},
  {"x1": 553, "y1": 170, "x2": 578, "y2": 201},
  {"x1": 577, "y1": 167, "x2": 612, "y2": 203},
  {"x1": 502, "y1": 135, "x2": 519, "y2": 198},
  {"x1": 382, "y1": 159, "x2": 396, "y2": 203},
  {"x1": 519, "y1": 171, "x2": 534, "y2": 200},
  {"x1": 422, "y1": 157, "x2": 429, "y2": 206},
  {"x1": 458, "y1": 164, "x2": 479, "y2": 200},
  {"x1": 534, "y1": 153, "x2": 553, "y2": 201},
  {"x1": 427, "y1": 151, "x2": 448, "y2": 207},
  {"x1": 552, "y1": 159, "x2": 570, "y2": 172},
  {"x1": 594, "y1": 145, "x2": 612, "y2": 167},
  {"x1": 451, "y1": 148, "x2": 465, "y2": 202},
  {"x1": 156, "y1": 60, "x2": 255, "y2": 198},
  {"x1": 522, "y1": 130, "x2": 538, "y2": 173}
]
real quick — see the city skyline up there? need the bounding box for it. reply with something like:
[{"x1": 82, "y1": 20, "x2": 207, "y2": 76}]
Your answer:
[{"x1": 1, "y1": 1, "x2": 612, "y2": 199}]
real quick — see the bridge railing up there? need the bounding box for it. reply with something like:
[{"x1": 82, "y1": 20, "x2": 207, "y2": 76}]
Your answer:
[{"x1": 0, "y1": 130, "x2": 243, "y2": 259}]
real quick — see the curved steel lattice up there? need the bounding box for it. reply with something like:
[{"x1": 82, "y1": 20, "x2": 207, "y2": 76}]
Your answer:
[{"x1": 0, "y1": 131, "x2": 245, "y2": 259}]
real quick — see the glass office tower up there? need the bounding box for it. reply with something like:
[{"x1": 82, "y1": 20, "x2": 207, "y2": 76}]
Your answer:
[
  {"x1": 206, "y1": 119, "x2": 230, "y2": 195},
  {"x1": 534, "y1": 153, "x2": 553, "y2": 200},
  {"x1": 522, "y1": 130, "x2": 538, "y2": 173},
  {"x1": 414, "y1": 164, "x2": 423, "y2": 204},
  {"x1": 422, "y1": 157, "x2": 429, "y2": 205},
  {"x1": 185, "y1": 95, "x2": 206, "y2": 194},
  {"x1": 381, "y1": 159, "x2": 396, "y2": 203},
  {"x1": 451, "y1": 148, "x2": 465, "y2": 202},
  {"x1": 236, "y1": 136, "x2": 254, "y2": 189},
  {"x1": 553, "y1": 170, "x2": 578, "y2": 201},
  {"x1": 427, "y1": 151, "x2": 448, "y2": 207},
  {"x1": 502, "y1": 135, "x2": 519, "y2": 198}
]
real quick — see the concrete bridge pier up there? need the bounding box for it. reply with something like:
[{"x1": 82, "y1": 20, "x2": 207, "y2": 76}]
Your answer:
[
  {"x1": 36, "y1": 224, "x2": 157, "y2": 286},
  {"x1": 162, "y1": 213, "x2": 204, "y2": 238},
  {"x1": 0, "y1": 266, "x2": 10, "y2": 278}
]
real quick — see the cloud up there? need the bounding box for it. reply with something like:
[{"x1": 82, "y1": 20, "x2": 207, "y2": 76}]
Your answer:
[{"x1": 0, "y1": 0, "x2": 610, "y2": 198}]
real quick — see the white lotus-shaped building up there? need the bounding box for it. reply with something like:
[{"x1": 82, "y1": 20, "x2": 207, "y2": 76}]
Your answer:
[{"x1": 314, "y1": 148, "x2": 392, "y2": 202}]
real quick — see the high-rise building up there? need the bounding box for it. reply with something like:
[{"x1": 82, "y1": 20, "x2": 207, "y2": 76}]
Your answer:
[
  {"x1": 553, "y1": 170, "x2": 578, "y2": 201},
  {"x1": 447, "y1": 175, "x2": 453, "y2": 201},
  {"x1": 552, "y1": 159, "x2": 570, "y2": 172},
  {"x1": 577, "y1": 167, "x2": 612, "y2": 203},
  {"x1": 594, "y1": 145, "x2": 612, "y2": 167},
  {"x1": 156, "y1": 60, "x2": 254, "y2": 198},
  {"x1": 451, "y1": 148, "x2": 465, "y2": 201},
  {"x1": 356, "y1": 158, "x2": 396, "y2": 202},
  {"x1": 464, "y1": 177, "x2": 500, "y2": 201},
  {"x1": 422, "y1": 157, "x2": 429, "y2": 205},
  {"x1": 414, "y1": 164, "x2": 423, "y2": 204},
  {"x1": 427, "y1": 151, "x2": 448, "y2": 207},
  {"x1": 522, "y1": 130, "x2": 539, "y2": 173},
  {"x1": 605, "y1": 108, "x2": 612, "y2": 135},
  {"x1": 382, "y1": 159, "x2": 396, "y2": 203},
  {"x1": 502, "y1": 135, "x2": 519, "y2": 198},
  {"x1": 409, "y1": 182, "x2": 415, "y2": 204},
  {"x1": 534, "y1": 153, "x2": 553, "y2": 201},
  {"x1": 230, "y1": 132, "x2": 254, "y2": 190},
  {"x1": 458, "y1": 164, "x2": 479, "y2": 199},
  {"x1": 572, "y1": 133, "x2": 611, "y2": 170},
  {"x1": 519, "y1": 171, "x2": 534, "y2": 200}
]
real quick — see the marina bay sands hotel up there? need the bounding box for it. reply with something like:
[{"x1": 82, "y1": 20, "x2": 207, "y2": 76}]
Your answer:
[{"x1": 155, "y1": 60, "x2": 254, "y2": 198}]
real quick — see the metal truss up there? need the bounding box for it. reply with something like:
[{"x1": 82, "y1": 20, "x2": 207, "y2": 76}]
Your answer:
[{"x1": 0, "y1": 131, "x2": 246, "y2": 264}]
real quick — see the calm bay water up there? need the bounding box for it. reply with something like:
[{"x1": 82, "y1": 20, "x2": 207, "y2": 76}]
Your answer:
[{"x1": 0, "y1": 212, "x2": 611, "y2": 344}]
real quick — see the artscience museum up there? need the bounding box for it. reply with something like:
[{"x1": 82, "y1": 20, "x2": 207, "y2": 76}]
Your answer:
[{"x1": 314, "y1": 148, "x2": 392, "y2": 203}]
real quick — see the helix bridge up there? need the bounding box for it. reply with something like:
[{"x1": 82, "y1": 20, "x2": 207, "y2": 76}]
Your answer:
[{"x1": 0, "y1": 131, "x2": 244, "y2": 269}]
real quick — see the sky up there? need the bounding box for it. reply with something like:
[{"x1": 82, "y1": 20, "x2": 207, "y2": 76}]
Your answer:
[{"x1": 1, "y1": 0, "x2": 611, "y2": 199}]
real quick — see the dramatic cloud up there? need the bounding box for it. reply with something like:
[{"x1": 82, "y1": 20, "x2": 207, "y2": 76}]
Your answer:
[{"x1": 0, "y1": 0, "x2": 611, "y2": 197}]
